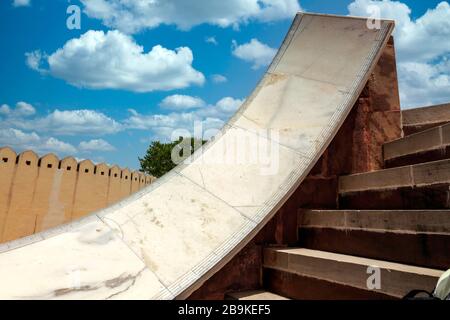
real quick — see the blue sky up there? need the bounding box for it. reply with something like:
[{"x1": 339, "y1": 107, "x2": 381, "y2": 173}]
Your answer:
[{"x1": 1, "y1": 0, "x2": 449, "y2": 170}]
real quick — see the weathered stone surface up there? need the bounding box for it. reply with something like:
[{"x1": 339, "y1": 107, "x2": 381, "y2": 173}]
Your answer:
[
  {"x1": 263, "y1": 248, "x2": 442, "y2": 299},
  {"x1": 298, "y1": 210, "x2": 450, "y2": 269},
  {"x1": 443, "y1": 123, "x2": 450, "y2": 144},
  {"x1": 384, "y1": 123, "x2": 450, "y2": 167},
  {"x1": 349, "y1": 36, "x2": 402, "y2": 174},
  {"x1": 403, "y1": 103, "x2": 450, "y2": 135},
  {"x1": 340, "y1": 185, "x2": 450, "y2": 210},
  {"x1": 339, "y1": 159, "x2": 450, "y2": 194},
  {"x1": 188, "y1": 242, "x2": 262, "y2": 300},
  {"x1": 413, "y1": 159, "x2": 450, "y2": 186},
  {"x1": 339, "y1": 166, "x2": 413, "y2": 193},
  {"x1": 385, "y1": 146, "x2": 450, "y2": 168},
  {"x1": 367, "y1": 37, "x2": 401, "y2": 113},
  {"x1": 385, "y1": 125, "x2": 444, "y2": 160},
  {"x1": 298, "y1": 209, "x2": 450, "y2": 233},
  {"x1": 264, "y1": 268, "x2": 393, "y2": 300},
  {"x1": 298, "y1": 227, "x2": 450, "y2": 270}
]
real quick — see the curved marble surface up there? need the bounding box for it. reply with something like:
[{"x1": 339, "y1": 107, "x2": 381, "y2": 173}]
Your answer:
[{"x1": 0, "y1": 13, "x2": 394, "y2": 300}]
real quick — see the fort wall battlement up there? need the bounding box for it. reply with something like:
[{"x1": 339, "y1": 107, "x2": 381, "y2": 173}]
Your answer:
[{"x1": 0, "y1": 147, "x2": 154, "y2": 243}]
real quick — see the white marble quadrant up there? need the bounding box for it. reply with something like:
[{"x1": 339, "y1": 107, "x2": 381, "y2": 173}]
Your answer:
[
  {"x1": 0, "y1": 216, "x2": 166, "y2": 300},
  {"x1": 234, "y1": 74, "x2": 348, "y2": 156},
  {"x1": 273, "y1": 15, "x2": 381, "y2": 88},
  {"x1": 101, "y1": 173, "x2": 253, "y2": 286},
  {"x1": 177, "y1": 126, "x2": 310, "y2": 219}
]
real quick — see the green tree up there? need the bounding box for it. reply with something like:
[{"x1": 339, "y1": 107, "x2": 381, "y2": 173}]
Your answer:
[{"x1": 139, "y1": 137, "x2": 207, "y2": 178}]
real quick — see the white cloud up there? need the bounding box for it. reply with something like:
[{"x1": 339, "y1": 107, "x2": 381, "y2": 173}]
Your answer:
[
  {"x1": 0, "y1": 128, "x2": 39, "y2": 146},
  {"x1": 185, "y1": 97, "x2": 244, "y2": 120},
  {"x1": 126, "y1": 111, "x2": 225, "y2": 142},
  {"x1": 397, "y1": 60, "x2": 450, "y2": 108},
  {"x1": 15, "y1": 102, "x2": 36, "y2": 116},
  {"x1": 13, "y1": 0, "x2": 30, "y2": 7},
  {"x1": 0, "y1": 102, "x2": 36, "y2": 118},
  {"x1": 205, "y1": 36, "x2": 218, "y2": 45},
  {"x1": 0, "y1": 105, "x2": 10, "y2": 116},
  {"x1": 0, "y1": 128, "x2": 77, "y2": 156},
  {"x1": 79, "y1": 139, "x2": 116, "y2": 152},
  {"x1": 25, "y1": 50, "x2": 46, "y2": 73},
  {"x1": 160, "y1": 95, "x2": 206, "y2": 110},
  {"x1": 5, "y1": 109, "x2": 122, "y2": 136},
  {"x1": 211, "y1": 74, "x2": 228, "y2": 83},
  {"x1": 349, "y1": 0, "x2": 450, "y2": 62},
  {"x1": 40, "y1": 137, "x2": 78, "y2": 155},
  {"x1": 26, "y1": 30, "x2": 205, "y2": 92},
  {"x1": 0, "y1": 106, "x2": 119, "y2": 156},
  {"x1": 348, "y1": 0, "x2": 450, "y2": 108},
  {"x1": 125, "y1": 96, "x2": 244, "y2": 140},
  {"x1": 0, "y1": 95, "x2": 244, "y2": 153},
  {"x1": 214, "y1": 97, "x2": 243, "y2": 113},
  {"x1": 81, "y1": 0, "x2": 301, "y2": 34},
  {"x1": 0, "y1": 97, "x2": 242, "y2": 142},
  {"x1": 232, "y1": 38, "x2": 277, "y2": 69}
]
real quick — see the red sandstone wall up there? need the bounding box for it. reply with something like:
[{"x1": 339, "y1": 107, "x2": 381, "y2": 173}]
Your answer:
[{"x1": 0, "y1": 147, "x2": 154, "y2": 243}]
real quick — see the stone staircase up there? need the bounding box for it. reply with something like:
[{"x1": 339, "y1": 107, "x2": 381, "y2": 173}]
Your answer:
[
  {"x1": 384, "y1": 123, "x2": 450, "y2": 168},
  {"x1": 232, "y1": 104, "x2": 450, "y2": 300},
  {"x1": 402, "y1": 103, "x2": 450, "y2": 135}
]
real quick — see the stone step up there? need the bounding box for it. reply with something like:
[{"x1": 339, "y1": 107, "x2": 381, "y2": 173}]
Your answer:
[
  {"x1": 384, "y1": 123, "x2": 450, "y2": 168},
  {"x1": 226, "y1": 290, "x2": 290, "y2": 300},
  {"x1": 263, "y1": 248, "x2": 443, "y2": 299},
  {"x1": 338, "y1": 159, "x2": 450, "y2": 209},
  {"x1": 402, "y1": 103, "x2": 450, "y2": 135},
  {"x1": 297, "y1": 210, "x2": 450, "y2": 269}
]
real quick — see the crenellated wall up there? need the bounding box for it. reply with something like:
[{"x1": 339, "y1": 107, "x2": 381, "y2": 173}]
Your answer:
[{"x1": 0, "y1": 147, "x2": 155, "y2": 243}]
